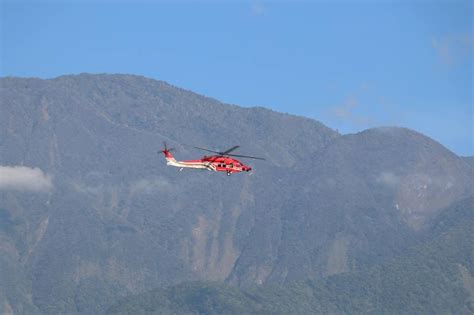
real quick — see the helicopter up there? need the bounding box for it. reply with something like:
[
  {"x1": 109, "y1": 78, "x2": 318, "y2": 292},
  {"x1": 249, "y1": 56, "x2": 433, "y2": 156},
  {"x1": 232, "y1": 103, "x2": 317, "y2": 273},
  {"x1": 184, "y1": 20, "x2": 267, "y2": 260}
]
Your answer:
[{"x1": 160, "y1": 143, "x2": 265, "y2": 176}]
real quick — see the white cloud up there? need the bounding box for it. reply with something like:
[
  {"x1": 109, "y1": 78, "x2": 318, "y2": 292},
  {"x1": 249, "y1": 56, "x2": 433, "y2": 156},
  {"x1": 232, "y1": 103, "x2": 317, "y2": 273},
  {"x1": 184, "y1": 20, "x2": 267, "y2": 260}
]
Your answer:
[
  {"x1": 0, "y1": 166, "x2": 53, "y2": 192},
  {"x1": 333, "y1": 96, "x2": 357, "y2": 120},
  {"x1": 251, "y1": 1, "x2": 266, "y2": 16},
  {"x1": 72, "y1": 177, "x2": 171, "y2": 196},
  {"x1": 377, "y1": 172, "x2": 400, "y2": 187},
  {"x1": 331, "y1": 96, "x2": 372, "y2": 127},
  {"x1": 432, "y1": 34, "x2": 473, "y2": 68},
  {"x1": 72, "y1": 182, "x2": 103, "y2": 195},
  {"x1": 130, "y1": 177, "x2": 171, "y2": 195}
]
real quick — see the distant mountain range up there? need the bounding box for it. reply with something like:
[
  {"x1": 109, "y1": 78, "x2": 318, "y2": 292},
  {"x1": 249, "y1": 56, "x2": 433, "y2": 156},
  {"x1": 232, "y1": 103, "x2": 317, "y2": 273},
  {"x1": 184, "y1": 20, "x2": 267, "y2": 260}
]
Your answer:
[
  {"x1": 463, "y1": 156, "x2": 474, "y2": 169},
  {"x1": 109, "y1": 197, "x2": 474, "y2": 314},
  {"x1": 1, "y1": 74, "x2": 472, "y2": 314}
]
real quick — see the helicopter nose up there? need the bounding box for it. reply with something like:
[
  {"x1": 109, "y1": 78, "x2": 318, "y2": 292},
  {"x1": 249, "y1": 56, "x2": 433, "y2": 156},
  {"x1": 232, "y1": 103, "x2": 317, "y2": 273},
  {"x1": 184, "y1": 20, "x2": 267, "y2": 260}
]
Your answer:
[{"x1": 247, "y1": 167, "x2": 252, "y2": 172}]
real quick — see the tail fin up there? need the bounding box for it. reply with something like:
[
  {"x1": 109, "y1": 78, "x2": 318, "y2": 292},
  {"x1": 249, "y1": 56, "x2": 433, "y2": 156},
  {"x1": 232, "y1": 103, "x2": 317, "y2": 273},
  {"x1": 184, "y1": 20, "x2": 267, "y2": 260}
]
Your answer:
[
  {"x1": 161, "y1": 141, "x2": 177, "y2": 163},
  {"x1": 162, "y1": 149, "x2": 176, "y2": 162}
]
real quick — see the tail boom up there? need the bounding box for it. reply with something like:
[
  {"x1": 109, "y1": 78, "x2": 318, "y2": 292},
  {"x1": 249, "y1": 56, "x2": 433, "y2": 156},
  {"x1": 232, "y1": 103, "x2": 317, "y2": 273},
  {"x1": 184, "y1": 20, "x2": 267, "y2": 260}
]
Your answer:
[{"x1": 162, "y1": 149, "x2": 215, "y2": 171}]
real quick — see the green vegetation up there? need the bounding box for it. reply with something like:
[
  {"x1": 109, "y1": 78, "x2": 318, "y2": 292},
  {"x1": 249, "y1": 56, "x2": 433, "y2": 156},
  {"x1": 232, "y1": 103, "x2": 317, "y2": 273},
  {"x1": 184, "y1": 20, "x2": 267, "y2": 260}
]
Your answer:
[
  {"x1": 2, "y1": 75, "x2": 473, "y2": 314},
  {"x1": 109, "y1": 199, "x2": 473, "y2": 314}
]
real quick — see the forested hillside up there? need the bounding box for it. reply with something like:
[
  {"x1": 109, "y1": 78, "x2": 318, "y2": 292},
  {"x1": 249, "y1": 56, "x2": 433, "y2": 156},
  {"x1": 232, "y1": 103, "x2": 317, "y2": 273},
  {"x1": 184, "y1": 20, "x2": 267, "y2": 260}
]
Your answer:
[{"x1": 1, "y1": 74, "x2": 472, "y2": 313}]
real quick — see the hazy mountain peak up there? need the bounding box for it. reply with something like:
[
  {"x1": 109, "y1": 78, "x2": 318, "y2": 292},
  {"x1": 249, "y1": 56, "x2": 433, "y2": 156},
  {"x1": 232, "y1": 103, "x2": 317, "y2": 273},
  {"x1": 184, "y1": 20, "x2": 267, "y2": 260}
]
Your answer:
[{"x1": 0, "y1": 74, "x2": 472, "y2": 313}]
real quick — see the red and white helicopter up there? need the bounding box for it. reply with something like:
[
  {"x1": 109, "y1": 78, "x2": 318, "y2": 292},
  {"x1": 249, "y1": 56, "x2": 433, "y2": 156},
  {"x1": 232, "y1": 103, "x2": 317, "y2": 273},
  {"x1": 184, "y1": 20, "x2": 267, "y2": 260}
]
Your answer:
[{"x1": 161, "y1": 143, "x2": 265, "y2": 176}]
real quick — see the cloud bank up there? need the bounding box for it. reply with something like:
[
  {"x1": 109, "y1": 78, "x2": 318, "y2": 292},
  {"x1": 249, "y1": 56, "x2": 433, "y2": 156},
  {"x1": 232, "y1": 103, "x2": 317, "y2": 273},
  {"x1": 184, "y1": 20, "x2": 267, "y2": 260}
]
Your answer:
[
  {"x1": 130, "y1": 178, "x2": 170, "y2": 195},
  {"x1": 0, "y1": 166, "x2": 53, "y2": 192},
  {"x1": 432, "y1": 34, "x2": 473, "y2": 68},
  {"x1": 251, "y1": 1, "x2": 266, "y2": 16},
  {"x1": 331, "y1": 96, "x2": 372, "y2": 127},
  {"x1": 377, "y1": 171, "x2": 400, "y2": 187}
]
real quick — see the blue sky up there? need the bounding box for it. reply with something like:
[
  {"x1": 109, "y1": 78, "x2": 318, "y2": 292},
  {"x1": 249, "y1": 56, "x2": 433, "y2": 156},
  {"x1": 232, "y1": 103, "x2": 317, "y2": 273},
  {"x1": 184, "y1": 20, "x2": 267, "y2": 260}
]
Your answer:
[{"x1": 2, "y1": 1, "x2": 472, "y2": 155}]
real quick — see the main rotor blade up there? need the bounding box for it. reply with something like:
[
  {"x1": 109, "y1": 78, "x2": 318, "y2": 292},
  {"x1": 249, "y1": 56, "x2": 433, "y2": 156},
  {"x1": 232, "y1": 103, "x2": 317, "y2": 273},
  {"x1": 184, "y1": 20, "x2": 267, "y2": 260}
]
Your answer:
[
  {"x1": 192, "y1": 146, "x2": 222, "y2": 155},
  {"x1": 221, "y1": 146, "x2": 240, "y2": 155},
  {"x1": 190, "y1": 145, "x2": 263, "y2": 160},
  {"x1": 163, "y1": 141, "x2": 175, "y2": 151},
  {"x1": 227, "y1": 153, "x2": 266, "y2": 160}
]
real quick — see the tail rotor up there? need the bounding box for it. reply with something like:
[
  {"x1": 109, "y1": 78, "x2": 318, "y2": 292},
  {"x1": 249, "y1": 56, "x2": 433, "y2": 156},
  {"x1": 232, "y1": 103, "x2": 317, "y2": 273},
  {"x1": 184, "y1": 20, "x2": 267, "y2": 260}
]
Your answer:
[
  {"x1": 160, "y1": 141, "x2": 177, "y2": 162},
  {"x1": 162, "y1": 141, "x2": 175, "y2": 153}
]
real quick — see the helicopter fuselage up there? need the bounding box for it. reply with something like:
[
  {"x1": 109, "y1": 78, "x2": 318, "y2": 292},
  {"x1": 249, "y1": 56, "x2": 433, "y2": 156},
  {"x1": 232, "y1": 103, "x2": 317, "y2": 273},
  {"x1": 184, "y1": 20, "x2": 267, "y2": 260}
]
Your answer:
[{"x1": 163, "y1": 150, "x2": 252, "y2": 175}]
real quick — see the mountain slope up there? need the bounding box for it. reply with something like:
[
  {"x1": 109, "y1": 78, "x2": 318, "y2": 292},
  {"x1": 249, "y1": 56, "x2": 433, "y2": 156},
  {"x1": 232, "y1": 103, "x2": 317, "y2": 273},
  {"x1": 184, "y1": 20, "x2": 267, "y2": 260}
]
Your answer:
[
  {"x1": 229, "y1": 127, "x2": 472, "y2": 285},
  {"x1": 463, "y1": 156, "x2": 474, "y2": 169},
  {"x1": 109, "y1": 197, "x2": 474, "y2": 314},
  {"x1": 1, "y1": 74, "x2": 472, "y2": 313},
  {"x1": 1, "y1": 74, "x2": 339, "y2": 313}
]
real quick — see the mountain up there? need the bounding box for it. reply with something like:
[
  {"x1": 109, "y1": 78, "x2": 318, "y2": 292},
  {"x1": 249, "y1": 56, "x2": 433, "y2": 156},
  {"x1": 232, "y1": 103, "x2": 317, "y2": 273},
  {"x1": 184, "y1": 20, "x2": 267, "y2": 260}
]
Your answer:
[
  {"x1": 228, "y1": 127, "x2": 472, "y2": 286},
  {"x1": 463, "y1": 156, "x2": 474, "y2": 169},
  {"x1": 1, "y1": 74, "x2": 472, "y2": 314},
  {"x1": 108, "y1": 197, "x2": 474, "y2": 314}
]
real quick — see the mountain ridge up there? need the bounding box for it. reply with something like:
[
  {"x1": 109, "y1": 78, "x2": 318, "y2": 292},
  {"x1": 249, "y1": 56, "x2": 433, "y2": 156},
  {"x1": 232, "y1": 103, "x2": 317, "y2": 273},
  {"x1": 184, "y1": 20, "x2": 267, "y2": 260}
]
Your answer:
[
  {"x1": 1, "y1": 73, "x2": 336, "y2": 131},
  {"x1": 107, "y1": 196, "x2": 474, "y2": 314},
  {"x1": 1, "y1": 74, "x2": 472, "y2": 313}
]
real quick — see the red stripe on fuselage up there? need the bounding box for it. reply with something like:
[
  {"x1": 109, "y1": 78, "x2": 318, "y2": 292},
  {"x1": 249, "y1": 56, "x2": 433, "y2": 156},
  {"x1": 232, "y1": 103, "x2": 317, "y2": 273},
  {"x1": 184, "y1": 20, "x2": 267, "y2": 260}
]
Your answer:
[{"x1": 180, "y1": 155, "x2": 251, "y2": 173}]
